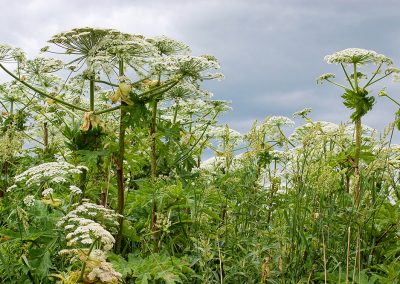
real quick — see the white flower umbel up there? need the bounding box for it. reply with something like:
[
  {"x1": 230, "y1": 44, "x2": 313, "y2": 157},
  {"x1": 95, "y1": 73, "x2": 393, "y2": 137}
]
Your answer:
[
  {"x1": 0, "y1": 44, "x2": 26, "y2": 63},
  {"x1": 41, "y1": 188, "x2": 54, "y2": 197},
  {"x1": 6, "y1": 184, "x2": 17, "y2": 192},
  {"x1": 200, "y1": 156, "x2": 225, "y2": 171},
  {"x1": 57, "y1": 200, "x2": 122, "y2": 235},
  {"x1": 290, "y1": 121, "x2": 340, "y2": 143},
  {"x1": 69, "y1": 185, "x2": 82, "y2": 195},
  {"x1": 23, "y1": 195, "x2": 35, "y2": 207},
  {"x1": 63, "y1": 218, "x2": 115, "y2": 251},
  {"x1": 206, "y1": 125, "x2": 242, "y2": 140},
  {"x1": 14, "y1": 162, "x2": 85, "y2": 187},
  {"x1": 324, "y1": 48, "x2": 393, "y2": 65},
  {"x1": 266, "y1": 116, "x2": 295, "y2": 127}
]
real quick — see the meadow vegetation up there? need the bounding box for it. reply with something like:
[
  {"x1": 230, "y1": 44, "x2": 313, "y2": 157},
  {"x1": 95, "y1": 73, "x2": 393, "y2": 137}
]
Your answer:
[{"x1": 0, "y1": 28, "x2": 399, "y2": 283}]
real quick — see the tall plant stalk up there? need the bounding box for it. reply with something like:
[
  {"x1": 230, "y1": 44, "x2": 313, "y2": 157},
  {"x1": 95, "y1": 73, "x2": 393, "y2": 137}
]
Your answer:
[
  {"x1": 319, "y1": 48, "x2": 398, "y2": 207},
  {"x1": 353, "y1": 63, "x2": 361, "y2": 208},
  {"x1": 89, "y1": 78, "x2": 95, "y2": 112},
  {"x1": 150, "y1": 100, "x2": 158, "y2": 179},
  {"x1": 43, "y1": 122, "x2": 48, "y2": 153},
  {"x1": 115, "y1": 59, "x2": 126, "y2": 253}
]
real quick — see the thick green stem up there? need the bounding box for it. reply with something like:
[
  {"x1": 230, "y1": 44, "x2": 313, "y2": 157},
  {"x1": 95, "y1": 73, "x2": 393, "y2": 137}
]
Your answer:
[
  {"x1": 172, "y1": 101, "x2": 179, "y2": 124},
  {"x1": 353, "y1": 63, "x2": 361, "y2": 207},
  {"x1": 79, "y1": 237, "x2": 99, "y2": 282},
  {"x1": 115, "y1": 60, "x2": 126, "y2": 253},
  {"x1": 90, "y1": 79, "x2": 95, "y2": 111},
  {"x1": 354, "y1": 118, "x2": 362, "y2": 207},
  {"x1": 150, "y1": 100, "x2": 158, "y2": 179},
  {"x1": 79, "y1": 168, "x2": 87, "y2": 201},
  {"x1": 94, "y1": 105, "x2": 121, "y2": 115},
  {"x1": 43, "y1": 122, "x2": 48, "y2": 154},
  {"x1": 10, "y1": 101, "x2": 14, "y2": 115},
  {"x1": 149, "y1": 74, "x2": 161, "y2": 252}
]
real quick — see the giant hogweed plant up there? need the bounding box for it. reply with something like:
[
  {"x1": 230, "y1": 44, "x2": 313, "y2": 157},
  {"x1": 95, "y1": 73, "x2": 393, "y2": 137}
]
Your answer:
[
  {"x1": 0, "y1": 27, "x2": 223, "y2": 252},
  {"x1": 318, "y1": 48, "x2": 400, "y2": 207}
]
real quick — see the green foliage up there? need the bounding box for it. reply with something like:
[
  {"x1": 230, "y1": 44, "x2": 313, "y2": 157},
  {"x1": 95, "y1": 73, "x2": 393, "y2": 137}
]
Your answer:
[
  {"x1": 63, "y1": 122, "x2": 107, "y2": 151},
  {"x1": 341, "y1": 88, "x2": 375, "y2": 121},
  {"x1": 109, "y1": 253, "x2": 195, "y2": 283}
]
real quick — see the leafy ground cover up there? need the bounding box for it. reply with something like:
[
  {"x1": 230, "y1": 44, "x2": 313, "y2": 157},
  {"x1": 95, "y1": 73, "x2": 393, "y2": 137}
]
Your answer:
[{"x1": 0, "y1": 28, "x2": 399, "y2": 283}]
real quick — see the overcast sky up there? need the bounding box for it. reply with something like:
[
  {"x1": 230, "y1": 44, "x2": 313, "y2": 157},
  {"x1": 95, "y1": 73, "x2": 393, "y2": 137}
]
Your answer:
[{"x1": 2, "y1": 0, "x2": 400, "y2": 134}]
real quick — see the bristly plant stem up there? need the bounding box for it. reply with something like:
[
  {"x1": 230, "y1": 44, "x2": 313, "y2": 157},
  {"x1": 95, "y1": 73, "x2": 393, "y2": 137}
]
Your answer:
[{"x1": 115, "y1": 59, "x2": 126, "y2": 253}]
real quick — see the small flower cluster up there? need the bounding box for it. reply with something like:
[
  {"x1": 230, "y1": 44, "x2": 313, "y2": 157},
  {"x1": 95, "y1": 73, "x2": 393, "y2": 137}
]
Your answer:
[
  {"x1": 69, "y1": 185, "x2": 82, "y2": 194},
  {"x1": 149, "y1": 54, "x2": 221, "y2": 80},
  {"x1": 324, "y1": 48, "x2": 393, "y2": 65},
  {"x1": 293, "y1": 108, "x2": 312, "y2": 118},
  {"x1": 155, "y1": 212, "x2": 172, "y2": 233},
  {"x1": 150, "y1": 36, "x2": 191, "y2": 56},
  {"x1": 266, "y1": 116, "x2": 295, "y2": 127},
  {"x1": 23, "y1": 57, "x2": 64, "y2": 75},
  {"x1": 0, "y1": 44, "x2": 26, "y2": 63},
  {"x1": 317, "y1": 73, "x2": 335, "y2": 84},
  {"x1": 23, "y1": 195, "x2": 35, "y2": 207},
  {"x1": 41, "y1": 188, "x2": 54, "y2": 197},
  {"x1": 290, "y1": 121, "x2": 377, "y2": 144},
  {"x1": 200, "y1": 156, "x2": 226, "y2": 172},
  {"x1": 199, "y1": 154, "x2": 245, "y2": 172}
]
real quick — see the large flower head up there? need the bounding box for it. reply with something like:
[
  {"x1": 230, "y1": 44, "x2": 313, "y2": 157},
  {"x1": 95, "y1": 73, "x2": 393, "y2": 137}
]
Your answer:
[{"x1": 324, "y1": 48, "x2": 393, "y2": 65}]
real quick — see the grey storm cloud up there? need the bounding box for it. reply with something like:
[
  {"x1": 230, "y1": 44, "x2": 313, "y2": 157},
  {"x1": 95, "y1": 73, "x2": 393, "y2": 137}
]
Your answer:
[{"x1": 2, "y1": 0, "x2": 400, "y2": 135}]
